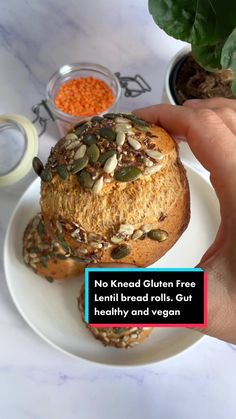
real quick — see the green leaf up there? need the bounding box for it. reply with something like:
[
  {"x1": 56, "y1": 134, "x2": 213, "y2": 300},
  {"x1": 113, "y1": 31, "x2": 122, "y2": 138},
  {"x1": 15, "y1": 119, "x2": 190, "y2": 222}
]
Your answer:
[
  {"x1": 148, "y1": 0, "x2": 236, "y2": 46},
  {"x1": 192, "y1": 41, "x2": 225, "y2": 71},
  {"x1": 221, "y1": 28, "x2": 236, "y2": 95}
]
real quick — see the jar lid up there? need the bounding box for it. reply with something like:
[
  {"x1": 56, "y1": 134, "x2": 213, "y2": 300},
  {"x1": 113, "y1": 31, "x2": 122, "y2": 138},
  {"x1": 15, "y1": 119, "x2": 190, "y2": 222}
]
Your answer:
[{"x1": 0, "y1": 114, "x2": 38, "y2": 186}]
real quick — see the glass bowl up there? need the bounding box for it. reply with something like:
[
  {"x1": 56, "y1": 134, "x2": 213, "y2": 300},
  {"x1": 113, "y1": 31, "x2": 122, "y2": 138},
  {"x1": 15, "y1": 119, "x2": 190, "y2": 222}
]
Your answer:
[{"x1": 46, "y1": 62, "x2": 121, "y2": 137}]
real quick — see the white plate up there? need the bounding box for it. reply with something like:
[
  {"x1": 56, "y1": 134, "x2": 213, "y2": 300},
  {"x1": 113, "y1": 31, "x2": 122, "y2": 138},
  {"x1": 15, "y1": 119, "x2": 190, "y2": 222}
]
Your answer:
[{"x1": 4, "y1": 165, "x2": 220, "y2": 367}]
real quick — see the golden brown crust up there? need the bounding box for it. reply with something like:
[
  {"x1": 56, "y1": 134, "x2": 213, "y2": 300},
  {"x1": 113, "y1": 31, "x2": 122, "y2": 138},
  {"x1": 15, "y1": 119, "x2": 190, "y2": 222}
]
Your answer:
[
  {"x1": 79, "y1": 285, "x2": 153, "y2": 348},
  {"x1": 39, "y1": 114, "x2": 190, "y2": 268},
  {"x1": 23, "y1": 214, "x2": 85, "y2": 280}
]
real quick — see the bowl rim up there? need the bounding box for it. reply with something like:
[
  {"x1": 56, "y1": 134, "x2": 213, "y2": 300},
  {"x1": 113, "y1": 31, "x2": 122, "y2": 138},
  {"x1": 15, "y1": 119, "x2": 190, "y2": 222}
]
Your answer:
[{"x1": 45, "y1": 62, "x2": 122, "y2": 123}]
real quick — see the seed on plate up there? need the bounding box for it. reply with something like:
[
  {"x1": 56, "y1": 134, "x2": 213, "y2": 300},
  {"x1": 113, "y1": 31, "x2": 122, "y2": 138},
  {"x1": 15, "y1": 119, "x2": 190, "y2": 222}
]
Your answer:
[
  {"x1": 127, "y1": 138, "x2": 141, "y2": 150},
  {"x1": 65, "y1": 133, "x2": 78, "y2": 141},
  {"x1": 103, "y1": 155, "x2": 117, "y2": 174},
  {"x1": 74, "y1": 144, "x2": 87, "y2": 159},
  {"x1": 86, "y1": 144, "x2": 100, "y2": 163},
  {"x1": 132, "y1": 229, "x2": 143, "y2": 240},
  {"x1": 32, "y1": 216, "x2": 40, "y2": 228},
  {"x1": 40, "y1": 169, "x2": 52, "y2": 182},
  {"x1": 32, "y1": 157, "x2": 44, "y2": 176},
  {"x1": 37, "y1": 220, "x2": 45, "y2": 236},
  {"x1": 114, "y1": 166, "x2": 142, "y2": 182},
  {"x1": 77, "y1": 170, "x2": 94, "y2": 188},
  {"x1": 119, "y1": 224, "x2": 134, "y2": 235},
  {"x1": 142, "y1": 224, "x2": 153, "y2": 233},
  {"x1": 70, "y1": 155, "x2": 88, "y2": 174},
  {"x1": 92, "y1": 176, "x2": 104, "y2": 194},
  {"x1": 145, "y1": 165, "x2": 163, "y2": 175},
  {"x1": 99, "y1": 149, "x2": 116, "y2": 165},
  {"x1": 116, "y1": 131, "x2": 126, "y2": 146},
  {"x1": 110, "y1": 236, "x2": 123, "y2": 244},
  {"x1": 57, "y1": 165, "x2": 68, "y2": 180},
  {"x1": 66, "y1": 140, "x2": 81, "y2": 150},
  {"x1": 144, "y1": 157, "x2": 153, "y2": 167},
  {"x1": 111, "y1": 244, "x2": 131, "y2": 260},
  {"x1": 147, "y1": 229, "x2": 168, "y2": 242},
  {"x1": 99, "y1": 127, "x2": 116, "y2": 141},
  {"x1": 83, "y1": 134, "x2": 97, "y2": 146},
  {"x1": 146, "y1": 149, "x2": 163, "y2": 160}
]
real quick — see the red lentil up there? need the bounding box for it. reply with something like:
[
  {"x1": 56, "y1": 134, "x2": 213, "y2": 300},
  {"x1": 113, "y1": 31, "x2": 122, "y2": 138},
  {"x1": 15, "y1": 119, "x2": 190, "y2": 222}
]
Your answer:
[{"x1": 55, "y1": 76, "x2": 115, "y2": 117}]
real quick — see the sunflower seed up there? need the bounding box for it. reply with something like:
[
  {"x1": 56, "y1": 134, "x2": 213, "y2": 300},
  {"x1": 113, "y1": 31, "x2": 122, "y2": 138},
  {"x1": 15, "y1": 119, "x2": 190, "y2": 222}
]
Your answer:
[
  {"x1": 86, "y1": 144, "x2": 100, "y2": 163},
  {"x1": 99, "y1": 149, "x2": 116, "y2": 165},
  {"x1": 145, "y1": 165, "x2": 163, "y2": 175},
  {"x1": 40, "y1": 169, "x2": 52, "y2": 182},
  {"x1": 90, "y1": 241, "x2": 102, "y2": 249},
  {"x1": 115, "y1": 124, "x2": 132, "y2": 133},
  {"x1": 144, "y1": 157, "x2": 154, "y2": 167},
  {"x1": 114, "y1": 166, "x2": 142, "y2": 182},
  {"x1": 142, "y1": 224, "x2": 153, "y2": 233},
  {"x1": 146, "y1": 149, "x2": 163, "y2": 160},
  {"x1": 83, "y1": 134, "x2": 97, "y2": 146},
  {"x1": 74, "y1": 144, "x2": 87, "y2": 159},
  {"x1": 70, "y1": 155, "x2": 88, "y2": 174},
  {"x1": 111, "y1": 244, "x2": 131, "y2": 260},
  {"x1": 71, "y1": 228, "x2": 80, "y2": 238},
  {"x1": 116, "y1": 131, "x2": 126, "y2": 146},
  {"x1": 32, "y1": 157, "x2": 44, "y2": 176},
  {"x1": 66, "y1": 140, "x2": 81, "y2": 150},
  {"x1": 119, "y1": 224, "x2": 134, "y2": 235},
  {"x1": 111, "y1": 236, "x2": 123, "y2": 244},
  {"x1": 127, "y1": 138, "x2": 141, "y2": 150},
  {"x1": 77, "y1": 170, "x2": 94, "y2": 188},
  {"x1": 103, "y1": 155, "x2": 117, "y2": 174},
  {"x1": 92, "y1": 176, "x2": 104, "y2": 194},
  {"x1": 65, "y1": 133, "x2": 78, "y2": 141},
  {"x1": 32, "y1": 216, "x2": 40, "y2": 228},
  {"x1": 24, "y1": 254, "x2": 29, "y2": 264},
  {"x1": 100, "y1": 127, "x2": 116, "y2": 141},
  {"x1": 115, "y1": 117, "x2": 130, "y2": 124},
  {"x1": 147, "y1": 229, "x2": 168, "y2": 241},
  {"x1": 132, "y1": 229, "x2": 143, "y2": 240},
  {"x1": 57, "y1": 165, "x2": 68, "y2": 180}
]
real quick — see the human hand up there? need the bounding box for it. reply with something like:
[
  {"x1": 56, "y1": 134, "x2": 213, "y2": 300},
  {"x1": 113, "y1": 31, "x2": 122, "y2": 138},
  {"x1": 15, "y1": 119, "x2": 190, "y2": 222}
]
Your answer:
[{"x1": 133, "y1": 98, "x2": 236, "y2": 344}]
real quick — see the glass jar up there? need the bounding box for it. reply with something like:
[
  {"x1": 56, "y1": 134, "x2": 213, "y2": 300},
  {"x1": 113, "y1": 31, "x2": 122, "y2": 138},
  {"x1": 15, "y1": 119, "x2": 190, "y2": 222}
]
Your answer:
[{"x1": 46, "y1": 62, "x2": 121, "y2": 137}]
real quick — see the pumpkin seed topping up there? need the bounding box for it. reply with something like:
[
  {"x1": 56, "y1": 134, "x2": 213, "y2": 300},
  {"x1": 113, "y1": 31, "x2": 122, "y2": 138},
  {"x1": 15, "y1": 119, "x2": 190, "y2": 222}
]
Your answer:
[
  {"x1": 83, "y1": 134, "x2": 97, "y2": 146},
  {"x1": 77, "y1": 170, "x2": 94, "y2": 188},
  {"x1": 57, "y1": 165, "x2": 68, "y2": 181},
  {"x1": 70, "y1": 155, "x2": 88, "y2": 174},
  {"x1": 99, "y1": 127, "x2": 116, "y2": 141},
  {"x1": 86, "y1": 143, "x2": 100, "y2": 163},
  {"x1": 114, "y1": 166, "x2": 142, "y2": 182},
  {"x1": 40, "y1": 169, "x2": 52, "y2": 182},
  {"x1": 111, "y1": 244, "x2": 131, "y2": 260},
  {"x1": 147, "y1": 229, "x2": 168, "y2": 242},
  {"x1": 99, "y1": 149, "x2": 116, "y2": 165},
  {"x1": 32, "y1": 157, "x2": 44, "y2": 176}
]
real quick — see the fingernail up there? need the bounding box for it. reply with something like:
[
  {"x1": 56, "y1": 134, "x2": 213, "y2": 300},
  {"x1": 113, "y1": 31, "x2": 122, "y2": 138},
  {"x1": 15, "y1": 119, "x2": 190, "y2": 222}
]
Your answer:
[{"x1": 183, "y1": 99, "x2": 202, "y2": 106}]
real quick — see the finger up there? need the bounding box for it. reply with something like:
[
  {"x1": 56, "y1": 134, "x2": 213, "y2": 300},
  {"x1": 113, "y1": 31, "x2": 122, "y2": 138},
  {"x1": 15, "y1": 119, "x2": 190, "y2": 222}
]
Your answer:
[
  {"x1": 214, "y1": 108, "x2": 236, "y2": 136},
  {"x1": 184, "y1": 98, "x2": 236, "y2": 111},
  {"x1": 134, "y1": 104, "x2": 236, "y2": 211}
]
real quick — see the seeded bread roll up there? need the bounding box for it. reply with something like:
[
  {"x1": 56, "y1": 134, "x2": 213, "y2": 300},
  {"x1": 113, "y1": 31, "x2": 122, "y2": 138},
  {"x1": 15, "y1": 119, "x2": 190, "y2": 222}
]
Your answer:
[
  {"x1": 79, "y1": 284, "x2": 153, "y2": 348},
  {"x1": 23, "y1": 214, "x2": 85, "y2": 280},
  {"x1": 37, "y1": 113, "x2": 190, "y2": 272}
]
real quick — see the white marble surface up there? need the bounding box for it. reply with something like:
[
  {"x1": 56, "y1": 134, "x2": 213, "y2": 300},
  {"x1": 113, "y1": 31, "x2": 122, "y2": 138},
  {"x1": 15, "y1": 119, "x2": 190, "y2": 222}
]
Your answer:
[{"x1": 0, "y1": 1, "x2": 236, "y2": 418}]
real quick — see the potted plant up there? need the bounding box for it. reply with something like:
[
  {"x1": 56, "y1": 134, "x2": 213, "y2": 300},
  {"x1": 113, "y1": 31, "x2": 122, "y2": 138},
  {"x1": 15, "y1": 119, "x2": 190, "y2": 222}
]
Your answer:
[{"x1": 148, "y1": 0, "x2": 236, "y2": 105}]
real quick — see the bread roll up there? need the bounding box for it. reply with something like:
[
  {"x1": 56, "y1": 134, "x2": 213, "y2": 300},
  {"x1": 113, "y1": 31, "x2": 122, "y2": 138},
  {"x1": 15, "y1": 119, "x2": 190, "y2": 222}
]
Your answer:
[
  {"x1": 23, "y1": 214, "x2": 85, "y2": 280},
  {"x1": 79, "y1": 284, "x2": 153, "y2": 348},
  {"x1": 39, "y1": 113, "x2": 190, "y2": 271}
]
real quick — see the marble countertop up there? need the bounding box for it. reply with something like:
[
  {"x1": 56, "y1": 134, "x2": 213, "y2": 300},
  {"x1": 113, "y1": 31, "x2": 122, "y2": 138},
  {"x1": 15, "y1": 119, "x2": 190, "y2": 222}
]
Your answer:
[{"x1": 0, "y1": 1, "x2": 236, "y2": 418}]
